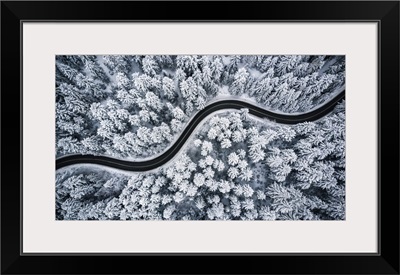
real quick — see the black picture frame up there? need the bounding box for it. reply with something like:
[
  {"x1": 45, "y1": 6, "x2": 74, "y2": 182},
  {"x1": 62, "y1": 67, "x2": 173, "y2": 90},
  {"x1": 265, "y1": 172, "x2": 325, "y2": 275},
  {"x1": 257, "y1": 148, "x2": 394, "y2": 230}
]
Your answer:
[{"x1": 2, "y1": 1, "x2": 399, "y2": 274}]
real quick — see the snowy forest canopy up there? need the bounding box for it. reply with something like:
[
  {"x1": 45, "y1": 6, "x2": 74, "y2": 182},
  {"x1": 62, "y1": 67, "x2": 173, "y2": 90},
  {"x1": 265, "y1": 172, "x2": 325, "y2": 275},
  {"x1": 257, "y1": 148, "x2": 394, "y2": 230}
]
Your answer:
[{"x1": 56, "y1": 55, "x2": 345, "y2": 220}]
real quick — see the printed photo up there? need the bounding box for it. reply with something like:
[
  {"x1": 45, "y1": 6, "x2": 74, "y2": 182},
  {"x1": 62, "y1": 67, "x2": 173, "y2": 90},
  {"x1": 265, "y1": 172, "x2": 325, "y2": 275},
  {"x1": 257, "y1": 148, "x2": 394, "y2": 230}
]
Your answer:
[{"x1": 55, "y1": 55, "x2": 345, "y2": 220}]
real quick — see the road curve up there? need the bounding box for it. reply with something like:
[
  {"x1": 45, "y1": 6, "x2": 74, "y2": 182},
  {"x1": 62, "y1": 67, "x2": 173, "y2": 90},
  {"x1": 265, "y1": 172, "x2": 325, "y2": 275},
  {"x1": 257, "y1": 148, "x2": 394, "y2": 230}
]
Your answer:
[{"x1": 56, "y1": 91, "x2": 345, "y2": 171}]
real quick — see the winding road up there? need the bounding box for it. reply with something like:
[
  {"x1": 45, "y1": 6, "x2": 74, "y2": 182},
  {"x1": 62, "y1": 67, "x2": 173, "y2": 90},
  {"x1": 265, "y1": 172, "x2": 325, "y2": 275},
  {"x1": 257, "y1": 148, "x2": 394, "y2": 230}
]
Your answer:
[{"x1": 56, "y1": 90, "x2": 345, "y2": 171}]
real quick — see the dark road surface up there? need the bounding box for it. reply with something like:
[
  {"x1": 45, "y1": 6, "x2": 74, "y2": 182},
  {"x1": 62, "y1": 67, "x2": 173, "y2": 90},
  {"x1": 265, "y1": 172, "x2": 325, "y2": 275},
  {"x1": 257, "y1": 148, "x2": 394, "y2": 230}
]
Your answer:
[{"x1": 56, "y1": 91, "x2": 345, "y2": 171}]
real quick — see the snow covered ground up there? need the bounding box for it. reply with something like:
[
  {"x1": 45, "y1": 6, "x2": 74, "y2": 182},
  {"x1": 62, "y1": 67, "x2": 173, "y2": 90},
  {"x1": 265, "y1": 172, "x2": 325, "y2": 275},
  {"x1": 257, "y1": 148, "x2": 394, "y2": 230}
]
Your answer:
[{"x1": 55, "y1": 55, "x2": 346, "y2": 221}]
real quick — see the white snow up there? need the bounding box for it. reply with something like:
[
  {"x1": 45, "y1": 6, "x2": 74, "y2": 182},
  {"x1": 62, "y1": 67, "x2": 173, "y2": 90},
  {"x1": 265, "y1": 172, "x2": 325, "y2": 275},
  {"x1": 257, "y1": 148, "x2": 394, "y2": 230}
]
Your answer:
[
  {"x1": 247, "y1": 68, "x2": 263, "y2": 79},
  {"x1": 221, "y1": 55, "x2": 231, "y2": 65},
  {"x1": 57, "y1": 162, "x2": 161, "y2": 177}
]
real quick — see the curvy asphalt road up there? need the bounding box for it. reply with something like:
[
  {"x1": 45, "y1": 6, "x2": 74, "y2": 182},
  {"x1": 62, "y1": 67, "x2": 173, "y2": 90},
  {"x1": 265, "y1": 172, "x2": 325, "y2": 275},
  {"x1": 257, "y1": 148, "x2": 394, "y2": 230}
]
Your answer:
[{"x1": 56, "y1": 90, "x2": 345, "y2": 171}]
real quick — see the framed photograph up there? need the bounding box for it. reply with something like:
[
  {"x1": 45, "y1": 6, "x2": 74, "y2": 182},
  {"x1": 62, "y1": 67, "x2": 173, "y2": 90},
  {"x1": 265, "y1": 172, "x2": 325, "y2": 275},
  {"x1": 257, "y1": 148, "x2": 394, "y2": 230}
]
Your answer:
[{"x1": 2, "y1": 1, "x2": 399, "y2": 274}]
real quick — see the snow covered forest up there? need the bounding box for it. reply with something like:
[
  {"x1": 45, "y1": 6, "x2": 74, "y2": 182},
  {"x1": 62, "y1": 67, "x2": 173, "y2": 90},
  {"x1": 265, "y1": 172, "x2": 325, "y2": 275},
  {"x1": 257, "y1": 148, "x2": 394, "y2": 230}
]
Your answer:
[{"x1": 56, "y1": 55, "x2": 346, "y2": 220}]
